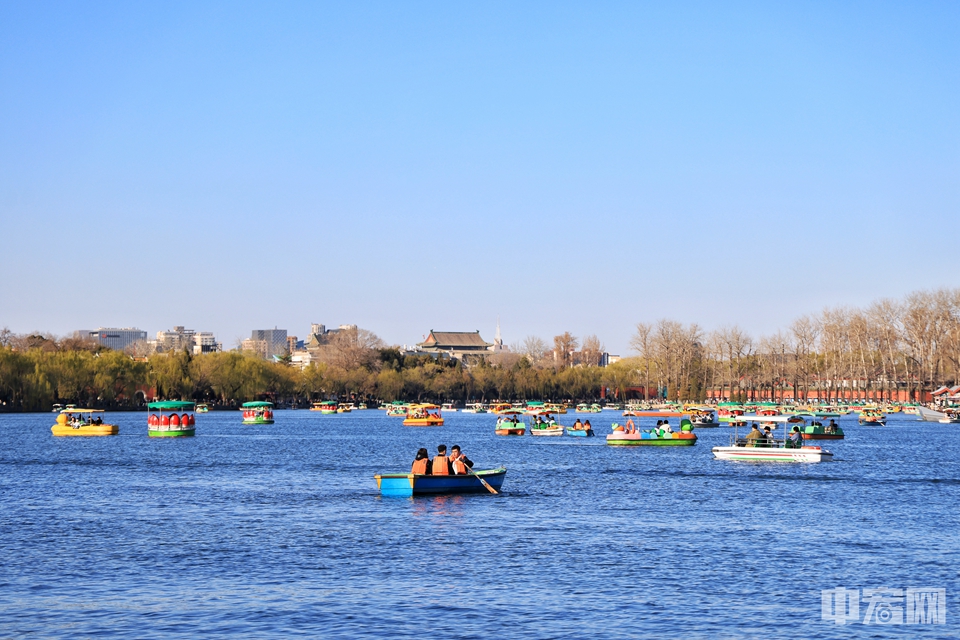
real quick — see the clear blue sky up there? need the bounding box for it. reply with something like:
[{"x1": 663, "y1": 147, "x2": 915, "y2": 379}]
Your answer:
[{"x1": 1, "y1": 1, "x2": 957, "y2": 354}]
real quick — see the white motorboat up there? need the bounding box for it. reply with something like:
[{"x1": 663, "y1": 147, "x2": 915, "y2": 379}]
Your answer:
[
  {"x1": 917, "y1": 406, "x2": 948, "y2": 422},
  {"x1": 711, "y1": 415, "x2": 834, "y2": 463},
  {"x1": 461, "y1": 403, "x2": 487, "y2": 414}
]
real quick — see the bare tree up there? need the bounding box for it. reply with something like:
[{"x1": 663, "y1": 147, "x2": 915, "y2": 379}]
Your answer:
[
  {"x1": 712, "y1": 325, "x2": 753, "y2": 402},
  {"x1": 317, "y1": 327, "x2": 385, "y2": 370},
  {"x1": 630, "y1": 323, "x2": 653, "y2": 400},
  {"x1": 790, "y1": 316, "x2": 818, "y2": 402},
  {"x1": 552, "y1": 332, "x2": 579, "y2": 369},
  {"x1": 519, "y1": 336, "x2": 549, "y2": 366},
  {"x1": 579, "y1": 334, "x2": 605, "y2": 366}
]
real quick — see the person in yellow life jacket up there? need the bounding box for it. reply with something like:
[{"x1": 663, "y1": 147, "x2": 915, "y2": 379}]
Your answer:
[
  {"x1": 431, "y1": 444, "x2": 451, "y2": 475},
  {"x1": 449, "y1": 445, "x2": 474, "y2": 475},
  {"x1": 411, "y1": 447, "x2": 430, "y2": 475}
]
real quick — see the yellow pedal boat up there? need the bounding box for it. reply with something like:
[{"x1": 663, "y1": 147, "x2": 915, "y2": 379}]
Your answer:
[{"x1": 51, "y1": 409, "x2": 119, "y2": 436}]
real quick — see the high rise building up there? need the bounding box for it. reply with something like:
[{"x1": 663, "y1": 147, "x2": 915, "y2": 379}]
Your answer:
[
  {"x1": 246, "y1": 328, "x2": 288, "y2": 359},
  {"x1": 193, "y1": 332, "x2": 221, "y2": 355},
  {"x1": 81, "y1": 327, "x2": 148, "y2": 351},
  {"x1": 156, "y1": 326, "x2": 196, "y2": 352},
  {"x1": 153, "y1": 326, "x2": 220, "y2": 354}
]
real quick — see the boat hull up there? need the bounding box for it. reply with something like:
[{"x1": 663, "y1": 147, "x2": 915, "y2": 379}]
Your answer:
[
  {"x1": 375, "y1": 468, "x2": 507, "y2": 497},
  {"x1": 242, "y1": 418, "x2": 275, "y2": 424},
  {"x1": 623, "y1": 410, "x2": 683, "y2": 418},
  {"x1": 802, "y1": 433, "x2": 844, "y2": 440},
  {"x1": 530, "y1": 428, "x2": 563, "y2": 436},
  {"x1": 566, "y1": 429, "x2": 594, "y2": 437},
  {"x1": 51, "y1": 424, "x2": 119, "y2": 436},
  {"x1": 606, "y1": 432, "x2": 696, "y2": 446},
  {"x1": 403, "y1": 418, "x2": 444, "y2": 426},
  {"x1": 148, "y1": 428, "x2": 196, "y2": 438},
  {"x1": 495, "y1": 428, "x2": 525, "y2": 436},
  {"x1": 712, "y1": 445, "x2": 832, "y2": 462},
  {"x1": 917, "y1": 406, "x2": 947, "y2": 422}
]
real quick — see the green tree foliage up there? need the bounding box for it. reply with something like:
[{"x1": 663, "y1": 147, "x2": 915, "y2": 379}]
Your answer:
[{"x1": 5, "y1": 286, "x2": 957, "y2": 411}]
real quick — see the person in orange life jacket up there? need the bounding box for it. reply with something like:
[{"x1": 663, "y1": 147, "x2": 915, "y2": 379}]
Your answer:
[
  {"x1": 431, "y1": 444, "x2": 452, "y2": 475},
  {"x1": 449, "y1": 445, "x2": 474, "y2": 475},
  {"x1": 411, "y1": 447, "x2": 431, "y2": 475}
]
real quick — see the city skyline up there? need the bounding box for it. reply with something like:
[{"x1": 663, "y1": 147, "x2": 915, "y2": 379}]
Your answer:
[{"x1": 65, "y1": 320, "x2": 523, "y2": 355}]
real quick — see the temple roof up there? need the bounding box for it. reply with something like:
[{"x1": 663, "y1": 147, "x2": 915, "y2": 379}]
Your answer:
[{"x1": 418, "y1": 330, "x2": 492, "y2": 350}]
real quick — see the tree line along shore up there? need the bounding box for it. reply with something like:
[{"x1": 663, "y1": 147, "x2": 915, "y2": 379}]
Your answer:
[{"x1": 0, "y1": 288, "x2": 958, "y2": 412}]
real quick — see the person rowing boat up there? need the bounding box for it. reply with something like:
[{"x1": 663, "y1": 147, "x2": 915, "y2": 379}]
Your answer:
[{"x1": 450, "y1": 445, "x2": 473, "y2": 475}]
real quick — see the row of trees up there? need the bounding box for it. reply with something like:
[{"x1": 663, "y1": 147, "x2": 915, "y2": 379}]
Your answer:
[
  {"x1": 1, "y1": 288, "x2": 958, "y2": 410},
  {"x1": 627, "y1": 289, "x2": 960, "y2": 403},
  {"x1": 0, "y1": 344, "x2": 618, "y2": 411}
]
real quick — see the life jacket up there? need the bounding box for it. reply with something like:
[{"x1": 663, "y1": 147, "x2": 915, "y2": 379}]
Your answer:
[
  {"x1": 451, "y1": 456, "x2": 467, "y2": 474},
  {"x1": 411, "y1": 458, "x2": 428, "y2": 474},
  {"x1": 432, "y1": 455, "x2": 450, "y2": 475}
]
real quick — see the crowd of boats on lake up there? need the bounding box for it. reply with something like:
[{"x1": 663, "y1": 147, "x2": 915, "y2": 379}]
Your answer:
[{"x1": 47, "y1": 398, "x2": 960, "y2": 497}]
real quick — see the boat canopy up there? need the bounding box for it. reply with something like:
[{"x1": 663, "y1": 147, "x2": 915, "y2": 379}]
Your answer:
[
  {"x1": 242, "y1": 401, "x2": 274, "y2": 408},
  {"x1": 148, "y1": 401, "x2": 196, "y2": 410},
  {"x1": 408, "y1": 403, "x2": 440, "y2": 410},
  {"x1": 738, "y1": 414, "x2": 796, "y2": 423},
  {"x1": 59, "y1": 408, "x2": 105, "y2": 413},
  {"x1": 497, "y1": 409, "x2": 523, "y2": 415}
]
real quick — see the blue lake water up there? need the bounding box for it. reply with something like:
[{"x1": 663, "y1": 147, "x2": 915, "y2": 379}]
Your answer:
[{"x1": 0, "y1": 409, "x2": 957, "y2": 638}]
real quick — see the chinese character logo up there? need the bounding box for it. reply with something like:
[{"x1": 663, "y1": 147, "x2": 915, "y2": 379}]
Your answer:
[
  {"x1": 863, "y1": 588, "x2": 903, "y2": 624},
  {"x1": 822, "y1": 587, "x2": 860, "y2": 625},
  {"x1": 822, "y1": 587, "x2": 946, "y2": 625},
  {"x1": 907, "y1": 588, "x2": 946, "y2": 625}
]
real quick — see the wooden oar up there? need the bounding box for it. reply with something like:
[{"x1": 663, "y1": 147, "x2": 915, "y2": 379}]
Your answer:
[{"x1": 467, "y1": 467, "x2": 499, "y2": 495}]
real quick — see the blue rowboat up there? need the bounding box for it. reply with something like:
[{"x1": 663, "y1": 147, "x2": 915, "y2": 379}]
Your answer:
[
  {"x1": 566, "y1": 428, "x2": 594, "y2": 437},
  {"x1": 374, "y1": 467, "x2": 507, "y2": 497}
]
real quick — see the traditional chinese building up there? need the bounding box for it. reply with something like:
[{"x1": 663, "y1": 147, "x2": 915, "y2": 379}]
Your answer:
[{"x1": 417, "y1": 330, "x2": 493, "y2": 364}]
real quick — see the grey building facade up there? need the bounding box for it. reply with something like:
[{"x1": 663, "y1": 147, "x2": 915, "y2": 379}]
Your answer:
[{"x1": 83, "y1": 328, "x2": 148, "y2": 351}]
